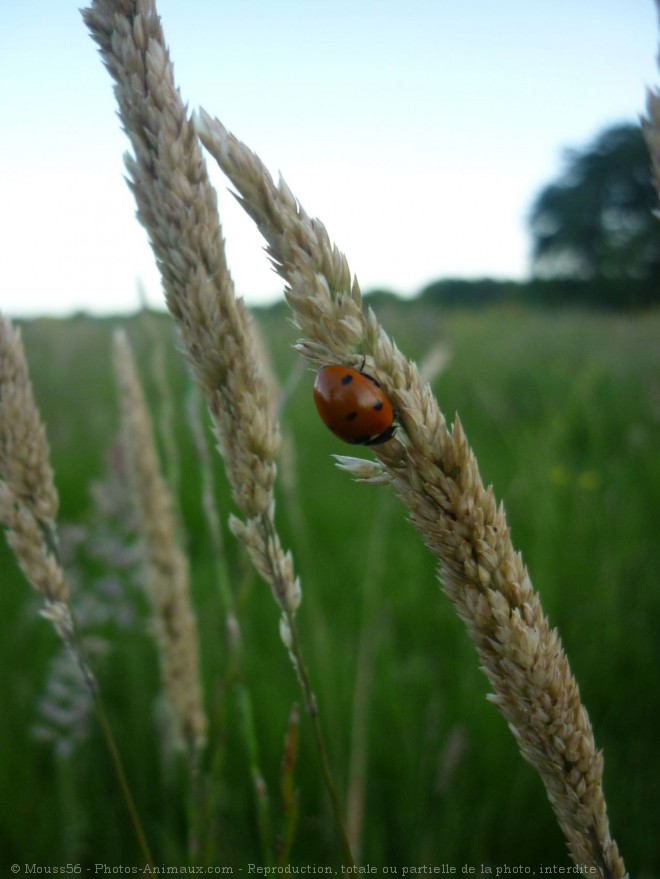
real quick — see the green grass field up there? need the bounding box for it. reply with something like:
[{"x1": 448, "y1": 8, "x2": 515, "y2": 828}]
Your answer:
[{"x1": 1, "y1": 302, "x2": 659, "y2": 872}]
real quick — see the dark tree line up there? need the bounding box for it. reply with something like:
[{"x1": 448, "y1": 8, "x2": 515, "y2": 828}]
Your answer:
[
  {"x1": 416, "y1": 122, "x2": 660, "y2": 308},
  {"x1": 528, "y1": 122, "x2": 660, "y2": 284}
]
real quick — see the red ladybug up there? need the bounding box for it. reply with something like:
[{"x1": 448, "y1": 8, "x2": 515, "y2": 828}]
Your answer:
[{"x1": 313, "y1": 365, "x2": 396, "y2": 445}]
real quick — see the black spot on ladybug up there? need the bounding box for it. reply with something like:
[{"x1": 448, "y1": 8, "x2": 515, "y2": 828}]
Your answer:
[
  {"x1": 374, "y1": 401, "x2": 383, "y2": 411},
  {"x1": 341, "y1": 374, "x2": 353, "y2": 385},
  {"x1": 346, "y1": 411, "x2": 358, "y2": 422}
]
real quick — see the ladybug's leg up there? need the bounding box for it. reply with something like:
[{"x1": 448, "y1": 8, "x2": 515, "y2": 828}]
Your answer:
[{"x1": 363, "y1": 423, "x2": 397, "y2": 446}]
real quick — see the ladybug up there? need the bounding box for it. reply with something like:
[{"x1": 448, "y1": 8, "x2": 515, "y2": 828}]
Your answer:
[{"x1": 313, "y1": 365, "x2": 396, "y2": 445}]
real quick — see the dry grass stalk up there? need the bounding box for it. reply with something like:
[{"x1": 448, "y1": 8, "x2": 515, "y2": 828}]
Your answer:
[
  {"x1": 82, "y1": 0, "x2": 300, "y2": 621},
  {"x1": 84, "y1": 4, "x2": 356, "y2": 861},
  {"x1": 0, "y1": 314, "x2": 64, "y2": 597},
  {"x1": 195, "y1": 115, "x2": 626, "y2": 879},
  {"x1": 0, "y1": 313, "x2": 81, "y2": 651},
  {"x1": 345, "y1": 499, "x2": 394, "y2": 859},
  {"x1": 113, "y1": 329, "x2": 207, "y2": 754},
  {"x1": 1, "y1": 315, "x2": 154, "y2": 862}
]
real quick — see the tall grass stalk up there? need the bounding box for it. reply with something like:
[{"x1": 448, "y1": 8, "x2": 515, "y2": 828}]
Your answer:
[
  {"x1": 0, "y1": 313, "x2": 153, "y2": 866},
  {"x1": 0, "y1": 313, "x2": 69, "y2": 609},
  {"x1": 186, "y1": 385, "x2": 273, "y2": 865},
  {"x1": 345, "y1": 498, "x2": 395, "y2": 859},
  {"x1": 278, "y1": 702, "x2": 301, "y2": 866},
  {"x1": 83, "y1": 0, "x2": 354, "y2": 863},
  {"x1": 194, "y1": 112, "x2": 627, "y2": 879},
  {"x1": 142, "y1": 310, "x2": 182, "y2": 506},
  {"x1": 113, "y1": 329, "x2": 207, "y2": 758}
]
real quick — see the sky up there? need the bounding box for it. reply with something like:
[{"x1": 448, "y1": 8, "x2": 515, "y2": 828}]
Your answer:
[{"x1": 1, "y1": 1, "x2": 658, "y2": 318}]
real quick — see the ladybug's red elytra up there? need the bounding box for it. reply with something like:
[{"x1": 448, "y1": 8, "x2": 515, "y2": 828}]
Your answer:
[{"x1": 313, "y1": 365, "x2": 396, "y2": 446}]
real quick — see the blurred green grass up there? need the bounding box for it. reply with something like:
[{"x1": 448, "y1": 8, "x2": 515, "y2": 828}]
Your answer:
[{"x1": 1, "y1": 302, "x2": 659, "y2": 871}]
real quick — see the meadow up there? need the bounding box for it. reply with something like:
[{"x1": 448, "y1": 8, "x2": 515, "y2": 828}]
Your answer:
[{"x1": 1, "y1": 302, "x2": 658, "y2": 872}]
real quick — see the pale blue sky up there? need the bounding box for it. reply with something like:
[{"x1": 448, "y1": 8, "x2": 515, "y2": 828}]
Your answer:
[{"x1": 1, "y1": 1, "x2": 657, "y2": 317}]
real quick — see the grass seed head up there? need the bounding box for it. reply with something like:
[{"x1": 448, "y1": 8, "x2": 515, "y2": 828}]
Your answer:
[
  {"x1": 84, "y1": 0, "x2": 299, "y2": 621},
  {"x1": 0, "y1": 314, "x2": 67, "y2": 603},
  {"x1": 113, "y1": 329, "x2": 207, "y2": 753},
  {"x1": 194, "y1": 120, "x2": 627, "y2": 878}
]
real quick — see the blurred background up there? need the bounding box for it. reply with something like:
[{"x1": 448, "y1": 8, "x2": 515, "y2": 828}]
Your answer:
[
  {"x1": 0, "y1": 0, "x2": 657, "y2": 316},
  {"x1": 1, "y1": 0, "x2": 659, "y2": 874}
]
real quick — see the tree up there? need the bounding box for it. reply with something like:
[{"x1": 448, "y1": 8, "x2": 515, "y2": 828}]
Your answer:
[{"x1": 529, "y1": 123, "x2": 660, "y2": 281}]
